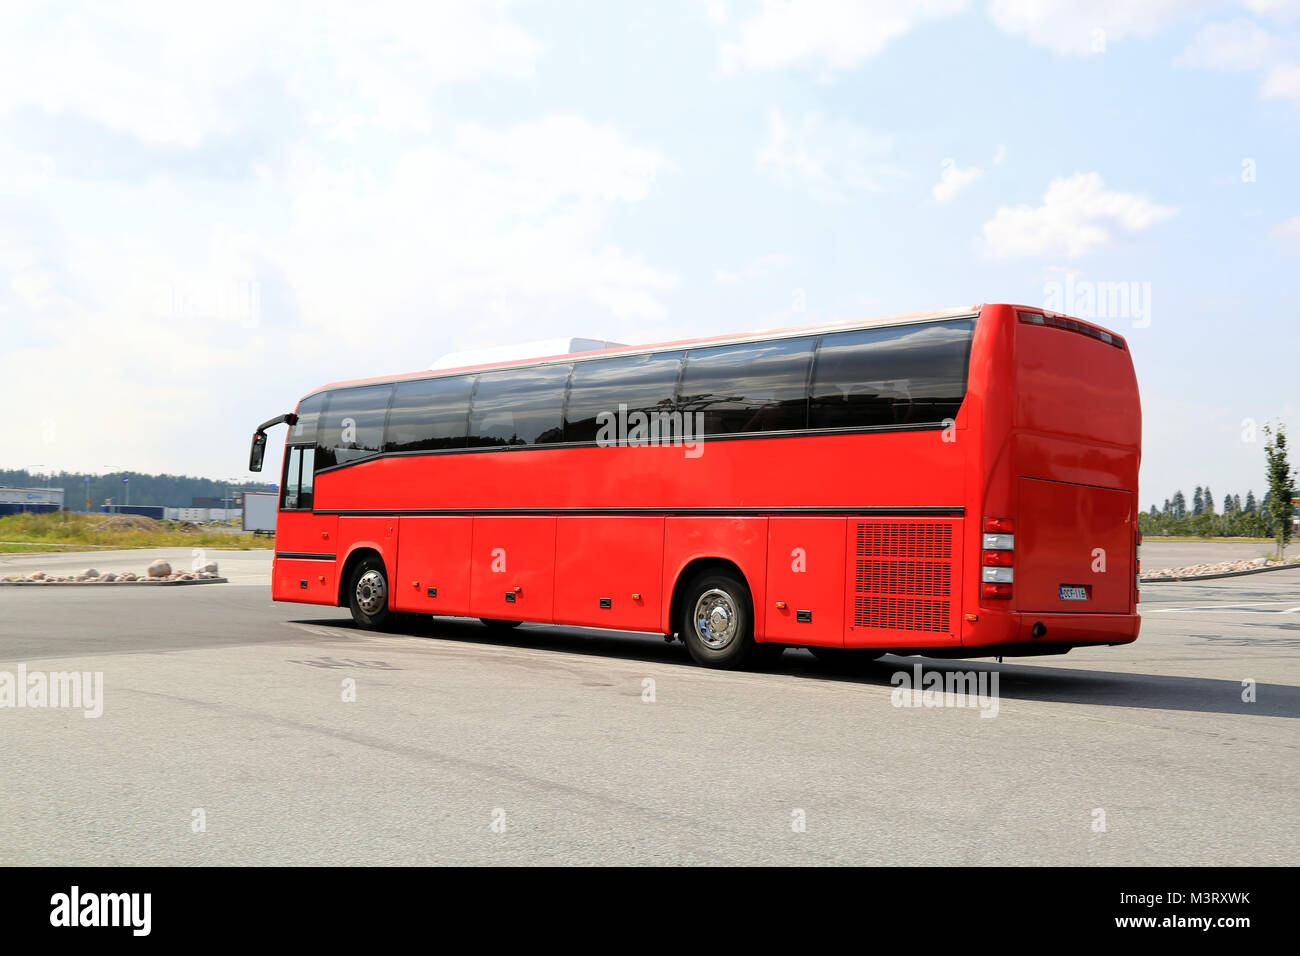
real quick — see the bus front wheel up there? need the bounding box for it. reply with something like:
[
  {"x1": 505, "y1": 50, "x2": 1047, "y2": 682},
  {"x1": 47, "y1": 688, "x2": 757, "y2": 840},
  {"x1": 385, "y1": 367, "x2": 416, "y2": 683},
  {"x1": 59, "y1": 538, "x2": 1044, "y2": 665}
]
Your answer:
[
  {"x1": 679, "y1": 570, "x2": 760, "y2": 669},
  {"x1": 348, "y1": 556, "x2": 394, "y2": 630}
]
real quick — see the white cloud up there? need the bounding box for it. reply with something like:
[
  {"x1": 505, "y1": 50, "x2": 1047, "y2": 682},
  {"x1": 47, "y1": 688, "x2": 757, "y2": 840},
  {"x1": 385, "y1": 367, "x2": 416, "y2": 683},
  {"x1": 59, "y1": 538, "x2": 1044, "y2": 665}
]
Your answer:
[
  {"x1": 993, "y1": 144, "x2": 1008, "y2": 165},
  {"x1": 1176, "y1": 19, "x2": 1287, "y2": 71},
  {"x1": 0, "y1": 1, "x2": 542, "y2": 147},
  {"x1": 1274, "y1": 213, "x2": 1300, "y2": 237},
  {"x1": 931, "y1": 159, "x2": 982, "y2": 202},
  {"x1": 721, "y1": 0, "x2": 968, "y2": 72},
  {"x1": 0, "y1": 112, "x2": 677, "y2": 476},
  {"x1": 981, "y1": 172, "x2": 1175, "y2": 258},
  {"x1": 695, "y1": 0, "x2": 729, "y2": 26},
  {"x1": 987, "y1": 0, "x2": 1193, "y2": 55},
  {"x1": 757, "y1": 110, "x2": 899, "y2": 199},
  {"x1": 1177, "y1": 19, "x2": 1300, "y2": 106},
  {"x1": 1242, "y1": 0, "x2": 1300, "y2": 18},
  {"x1": 715, "y1": 253, "x2": 793, "y2": 284},
  {"x1": 1262, "y1": 62, "x2": 1300, "y2": 101}
]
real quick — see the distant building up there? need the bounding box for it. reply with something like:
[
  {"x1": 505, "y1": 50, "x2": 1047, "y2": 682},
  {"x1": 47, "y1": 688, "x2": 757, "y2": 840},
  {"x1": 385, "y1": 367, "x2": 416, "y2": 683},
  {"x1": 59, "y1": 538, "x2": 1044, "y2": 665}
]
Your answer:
[{"x1": 0, "y1": 486, "x2": 64, "y2": 516}]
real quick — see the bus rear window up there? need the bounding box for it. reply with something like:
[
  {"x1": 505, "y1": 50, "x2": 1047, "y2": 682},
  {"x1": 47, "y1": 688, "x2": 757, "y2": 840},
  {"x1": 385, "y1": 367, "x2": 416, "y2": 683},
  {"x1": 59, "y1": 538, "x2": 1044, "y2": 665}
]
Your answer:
[{"x1": 809, "y1": 319, "x2": 973, "y2": 430}]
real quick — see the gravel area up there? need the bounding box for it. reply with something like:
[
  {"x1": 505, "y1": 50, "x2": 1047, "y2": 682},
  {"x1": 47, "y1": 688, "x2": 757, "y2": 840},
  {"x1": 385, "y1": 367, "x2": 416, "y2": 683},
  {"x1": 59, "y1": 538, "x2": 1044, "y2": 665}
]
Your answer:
[
  {"x1": 1142, "y1": 556, "x2": 1300, "y2": 580},
  {"x1": 2, "y1": 558, "x2": 221, "y2": 584}
]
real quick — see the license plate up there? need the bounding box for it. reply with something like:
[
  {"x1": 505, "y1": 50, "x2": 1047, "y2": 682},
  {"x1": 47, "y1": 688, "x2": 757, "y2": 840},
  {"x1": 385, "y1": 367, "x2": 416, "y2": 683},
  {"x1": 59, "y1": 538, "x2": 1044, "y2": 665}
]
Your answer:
[{"x1": 1060, "y1": 586, "x2": 1088, "y2": 601}]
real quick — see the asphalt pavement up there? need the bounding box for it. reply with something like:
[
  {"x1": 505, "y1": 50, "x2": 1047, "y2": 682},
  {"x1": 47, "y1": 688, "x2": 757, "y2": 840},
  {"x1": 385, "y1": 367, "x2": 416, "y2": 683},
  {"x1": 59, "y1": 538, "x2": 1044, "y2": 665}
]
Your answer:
[{"x1": 0, "y1": 546, "x2": 1295, "y2": 865}]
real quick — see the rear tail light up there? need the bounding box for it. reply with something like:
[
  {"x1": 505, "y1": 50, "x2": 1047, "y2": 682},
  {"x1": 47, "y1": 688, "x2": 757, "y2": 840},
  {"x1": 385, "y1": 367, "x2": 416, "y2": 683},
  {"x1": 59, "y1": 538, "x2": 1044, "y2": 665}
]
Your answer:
[
  {"x1": 1135, "y1": 527, "x2": 1142, "y2": 604},
  {"x1": 982, "y1": 517, "x2": 1014, "y2": 600}
]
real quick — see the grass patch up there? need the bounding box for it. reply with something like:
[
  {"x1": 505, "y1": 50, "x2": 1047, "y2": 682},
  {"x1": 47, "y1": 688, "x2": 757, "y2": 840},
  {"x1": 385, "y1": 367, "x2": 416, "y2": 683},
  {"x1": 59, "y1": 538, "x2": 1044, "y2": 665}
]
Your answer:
[
  {"x1": 1143, "y1": 536, "x2": 1278, "y2": 543},
  {"x1": 0, "y1": 512, "x2": 272, "y2": 551}
]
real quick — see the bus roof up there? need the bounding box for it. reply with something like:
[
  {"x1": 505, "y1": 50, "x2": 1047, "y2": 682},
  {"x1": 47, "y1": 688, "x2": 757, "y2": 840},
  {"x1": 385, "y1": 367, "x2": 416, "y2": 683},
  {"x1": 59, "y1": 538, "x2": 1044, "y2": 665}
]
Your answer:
[{"x1": 305, "y1": 303, "x2": 988, "y2": 398}]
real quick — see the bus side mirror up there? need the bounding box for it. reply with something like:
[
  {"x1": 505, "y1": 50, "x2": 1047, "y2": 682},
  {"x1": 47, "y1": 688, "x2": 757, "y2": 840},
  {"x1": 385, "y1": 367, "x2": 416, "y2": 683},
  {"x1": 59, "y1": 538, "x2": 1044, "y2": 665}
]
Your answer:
[{"x1": 249, "y1": 432, "x2": 267, "y2": 472}]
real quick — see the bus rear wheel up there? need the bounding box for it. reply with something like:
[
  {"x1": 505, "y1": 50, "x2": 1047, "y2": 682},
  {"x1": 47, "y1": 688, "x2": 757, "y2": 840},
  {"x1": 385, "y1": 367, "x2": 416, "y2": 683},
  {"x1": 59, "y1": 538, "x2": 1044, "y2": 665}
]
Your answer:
[
  {"x1": 348, "y1": 556, "x2": 394, "y2": 630},
  {"x1": 679, "y1": 570, "x2": 760, "y2": 669}
]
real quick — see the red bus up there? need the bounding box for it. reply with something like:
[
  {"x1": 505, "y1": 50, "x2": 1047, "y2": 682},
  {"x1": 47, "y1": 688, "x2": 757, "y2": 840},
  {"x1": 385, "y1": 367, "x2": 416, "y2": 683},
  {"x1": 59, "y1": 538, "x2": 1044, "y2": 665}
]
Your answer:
[{"x1": 249, "y1": 303, "x2": 1141, "y2": 668}]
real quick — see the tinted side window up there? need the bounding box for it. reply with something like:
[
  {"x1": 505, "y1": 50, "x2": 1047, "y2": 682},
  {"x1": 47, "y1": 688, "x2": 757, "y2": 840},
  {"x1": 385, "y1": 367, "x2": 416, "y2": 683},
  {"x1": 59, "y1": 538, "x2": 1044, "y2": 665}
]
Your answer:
[
  {"x1": 280, "y1": 446, "x2": 315, "y2": 510},
  {"x1": 385, "y1": 375, "x2": 473, "y2": 453},
  {"x1": 564, "y1": 351, "x2": 683, "y2": 443},
  {"x1": 318, "y1": 384, "x2": 393, "y2": 467},
  {"x1": 677, "y1": 337, "x2": 815, "y2": 434},
  {"x1": 468, "y1": 365, "x2": 571, "y2": 447},
  {"x1": 809, "y1": 319, "x2": 974, "y2": 430},
  {"x1": 281, "y1": 447, "x2": 301, "y2": 510},
  {"x1": 289, "y1": 393, "x2": 327, "y2": 444}
]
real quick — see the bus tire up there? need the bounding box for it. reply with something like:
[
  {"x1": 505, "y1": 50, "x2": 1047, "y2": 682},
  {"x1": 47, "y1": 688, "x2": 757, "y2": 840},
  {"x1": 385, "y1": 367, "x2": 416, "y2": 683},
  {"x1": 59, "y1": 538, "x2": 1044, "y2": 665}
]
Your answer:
[
  {"x1": 680, "y1": 570, "x2": 758, "y2": 669},
  {"x1": 347, "y1": 555, "x2": 394, "y2": 631}
]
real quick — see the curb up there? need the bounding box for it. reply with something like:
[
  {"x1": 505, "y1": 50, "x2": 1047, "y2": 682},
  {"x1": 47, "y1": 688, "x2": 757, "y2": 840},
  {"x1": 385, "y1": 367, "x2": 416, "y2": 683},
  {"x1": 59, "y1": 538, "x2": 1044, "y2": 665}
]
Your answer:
[
  {"x1": 1141, "y1": 562, "x2": 1300, "y2": 583},
  {"x1": 0, "y1": 577, "x2": 229, "y2": 587}
]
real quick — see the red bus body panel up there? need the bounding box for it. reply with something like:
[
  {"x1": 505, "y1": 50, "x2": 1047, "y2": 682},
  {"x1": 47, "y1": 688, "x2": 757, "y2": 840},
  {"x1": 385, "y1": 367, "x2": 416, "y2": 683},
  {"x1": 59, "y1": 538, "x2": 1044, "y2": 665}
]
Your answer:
[
  {"x1": 469, "y1": 516, "x2": 556, "y2": 623},
  {"x1": 766, "y1": 517, "x2": 846, "y2": 648},
  {"x1": 269, "y1": 303, "x2": 1141, "y2": 657},
  {"x1": 554, "y1": 517, "x2": 664, "y2": 631},
  {"x1": 394, "y1": 516, "x2": 473, "y2": 615}
]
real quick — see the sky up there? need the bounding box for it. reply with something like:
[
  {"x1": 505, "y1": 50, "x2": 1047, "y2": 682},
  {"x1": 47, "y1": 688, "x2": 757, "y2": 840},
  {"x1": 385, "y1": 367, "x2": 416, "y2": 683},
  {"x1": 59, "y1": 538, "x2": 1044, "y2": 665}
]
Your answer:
[{"x1": 1, "y1": 0, "x2": 1297, "y2": 509}]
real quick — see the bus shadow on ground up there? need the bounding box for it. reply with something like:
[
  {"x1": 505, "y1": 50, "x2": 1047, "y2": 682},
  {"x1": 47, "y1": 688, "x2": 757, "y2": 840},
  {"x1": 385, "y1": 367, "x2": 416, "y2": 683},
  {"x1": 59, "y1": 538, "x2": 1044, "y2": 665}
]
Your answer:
[{"x1": 295, "y1": 615, "x2": 1298, "y2": 721}]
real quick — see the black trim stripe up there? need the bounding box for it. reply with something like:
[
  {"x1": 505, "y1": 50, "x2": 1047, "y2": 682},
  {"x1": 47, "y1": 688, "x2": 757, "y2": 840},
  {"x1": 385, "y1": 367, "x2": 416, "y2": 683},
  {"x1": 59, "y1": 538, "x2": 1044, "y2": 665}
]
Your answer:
[
  {"x1": 275, "y1": 551, "x2": 338, "y2": 561},
  {"x1": 308, "y1": 420, "x2": 960, "y2": 476},
  {"x1": 313, "y1": 507, "x2": 963, "y2": 518}
]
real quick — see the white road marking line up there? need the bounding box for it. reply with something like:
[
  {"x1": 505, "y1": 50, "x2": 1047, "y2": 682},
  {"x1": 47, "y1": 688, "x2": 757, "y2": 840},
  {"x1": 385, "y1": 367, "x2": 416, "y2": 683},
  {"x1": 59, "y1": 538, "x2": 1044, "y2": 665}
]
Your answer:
[
  {"x1": 1147, "y1": 602, "x2": 1300, "y2": 613},
  {"x1": 1280, "y1": 607, "x2": 1300, "y2": 614}
]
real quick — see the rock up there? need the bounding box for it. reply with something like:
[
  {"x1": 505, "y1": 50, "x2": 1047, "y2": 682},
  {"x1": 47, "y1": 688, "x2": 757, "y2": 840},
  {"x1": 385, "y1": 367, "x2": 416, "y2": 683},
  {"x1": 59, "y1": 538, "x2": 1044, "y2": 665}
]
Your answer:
[
  {"x1": 74, "y1": 575, "x2": 87, "y2": 582},
  {"x1": 147, "y1": 559, "x2": 171, "y2": 578},
  {"x1": 101, "y1": 573, "x2": 118, "y2": 582},
  {"x1": 27, "y1": 572, "x2": 46, "y2": 581},
  {"x1": 203, "y1": 562, "x2": 219, "y2": 573},
  {"x1": 82, "y1": 568, "x2": 99, "y2": 578}
]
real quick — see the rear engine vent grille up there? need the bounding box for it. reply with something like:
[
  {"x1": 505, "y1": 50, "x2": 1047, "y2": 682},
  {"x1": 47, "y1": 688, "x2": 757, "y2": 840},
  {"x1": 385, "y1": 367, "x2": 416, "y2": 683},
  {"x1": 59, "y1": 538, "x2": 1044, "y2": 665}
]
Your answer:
[
  {"x1": 855, "y1": 522, "x2": 951, "y2": 559},
  {"x1": 855, "y1": 560, "x2": 951, "y2": 596},
  {"x1": 853, "y1": 522, "x2": 955, "y2": 632}
]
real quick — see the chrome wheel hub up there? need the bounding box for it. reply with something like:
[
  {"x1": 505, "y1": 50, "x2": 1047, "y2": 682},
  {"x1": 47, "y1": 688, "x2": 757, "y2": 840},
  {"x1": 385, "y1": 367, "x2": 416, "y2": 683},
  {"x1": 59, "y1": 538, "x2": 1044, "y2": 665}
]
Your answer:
[
  {"x1": 355, "y1": 569, "x2": 386, "y2": 615},
  {"x1": 693, "y1": 588, "x2": 738, "y2": 650}
]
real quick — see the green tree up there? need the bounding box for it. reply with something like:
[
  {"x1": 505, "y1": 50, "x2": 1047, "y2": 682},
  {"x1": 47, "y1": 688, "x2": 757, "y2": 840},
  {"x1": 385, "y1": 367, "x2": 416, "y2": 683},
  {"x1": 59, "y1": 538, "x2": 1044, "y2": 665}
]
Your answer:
[{"x1": 1263, "y1": 424, "x2": 1296, "y2": 558}]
